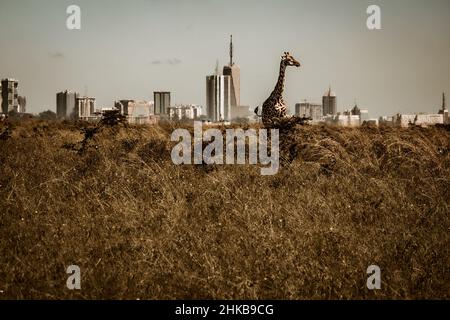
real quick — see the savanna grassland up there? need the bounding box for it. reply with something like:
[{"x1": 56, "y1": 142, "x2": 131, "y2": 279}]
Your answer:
[{"x1": 0, "y1": 118, "x2": 449, "y2": 299}]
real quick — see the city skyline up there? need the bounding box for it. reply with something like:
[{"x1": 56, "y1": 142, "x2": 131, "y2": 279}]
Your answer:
[{"x1": 0, "y1": 0, "x2": 449, "y2": 117}]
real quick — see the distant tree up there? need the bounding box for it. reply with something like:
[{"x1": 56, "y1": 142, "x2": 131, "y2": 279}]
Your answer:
[
  {"x1": 6, "y1": 109, "x2": 33, "y2": 120},
  {"x1": 38, "y1": 110, "x2": 57, "y2": 120}
]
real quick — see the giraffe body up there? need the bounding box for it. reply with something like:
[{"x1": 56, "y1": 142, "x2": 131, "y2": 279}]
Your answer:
[{"x1": 260, "y1": 52, "x2": 301, "y2": 128}]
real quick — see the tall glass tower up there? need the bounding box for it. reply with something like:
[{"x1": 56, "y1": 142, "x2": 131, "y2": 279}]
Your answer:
[{"x1": 206, "y1": 75, "x2": 231, "y2": 122}]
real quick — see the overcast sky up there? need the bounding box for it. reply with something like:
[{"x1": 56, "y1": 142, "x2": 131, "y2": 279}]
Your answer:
[{"x1": 0, "y1": 0, "x2": 449, "y2": 117}]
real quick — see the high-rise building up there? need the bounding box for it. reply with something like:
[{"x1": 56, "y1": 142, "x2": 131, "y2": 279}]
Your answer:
[
  {"x1": 322, "y1": 86, "x2": 337, "y2": 115},
  {"x1": 76, "y1": 96, "x2": 96, "y2": 120},
  {"x1": 1, "y1": 78, "x2": 19, "y2": 114},
  {"x1": 223, "y1": 35, "x2": 240, "y2": 107},
  {"x1": 57, "y1": 90, "x2": 79, "y2": 119},
  {"x1": 206, "y1": 74, "x2": 231, "y2": 122},
  {"x1": 295, "y1": 101, "x2": 323, "y2": 121},
  {"x1": 154, "y1": 91, "x2": 171, "y2": 115}
]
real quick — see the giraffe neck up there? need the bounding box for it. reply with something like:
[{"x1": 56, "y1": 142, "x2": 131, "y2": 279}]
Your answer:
[{"x1": 270, "y1": 61, "x2": 286, "y2": 101}]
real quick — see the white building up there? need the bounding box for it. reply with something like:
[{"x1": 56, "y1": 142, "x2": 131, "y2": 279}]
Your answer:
[
  {"x1": 113, "y1": 100, "x2": 157, "y2": 124},
  {"x1": 168, "y1": 104, "x2": 200, "y2": 120},
  {"x1": 394, "y1": 113, "x2": 444, "y2": 127},
  {"x1": 1, "y1": 78, "x2": 21, "y2": 114},
  {"x1": 414, "y1": 114, "x2": 444, "y2": 126},
  {"x1": 76, "y1": 96, "x2": 96, "y2": 121},
  {"x1": 360, "y1": 109, "x2": 370, "y2": 123},
  {"x1": 206, "y1": 74, "x2": 231, "y2": 122},
  {"x1": 379, "y1": 116, "x2": 395, "y2": 126},
  {"x1": 340, "y1": 114, "x2": 360, "y2": 127},
  {"x1": 324, "y1": 114, "x2": 360, "y2": 127},
  {"x1": 295, "y1": 101, "x2": 323, "y2": 121}
]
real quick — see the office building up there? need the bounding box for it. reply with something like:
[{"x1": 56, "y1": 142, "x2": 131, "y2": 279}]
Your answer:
[
  {"x1": 76, "y1": 96, "x2": 96, "y2": 120},
  {"x1": 206, "y1": 74, "x2": 231, "y2": 122},
  {"x1": 154, "y1": 91, "x2": 171, "y2": 115},
  {"x1": 295, "y1": 101, "x2": 323, "y2": 121},
  {"x1": 114, "y1": 100, "x2": 157, "y2": 124},
  {"x1": 57, "y1": 90, "x2": 79, "y2": 119},
  {"x1": 325, "y1": 114, "x2": 360, "y2": 127},
  {"x1": 168, "y1": 104, "x2": 200, "y2": 120},
  {"x1": 1, "y1": 78, "x2": 19, "y2": 114},
  {"x1": 322, "y1": 86, "x2": 337, "y2": 115}
]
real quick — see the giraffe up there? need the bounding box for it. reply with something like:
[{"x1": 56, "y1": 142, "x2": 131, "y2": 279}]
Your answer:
[
  {"x1": 257, "y1": 52, "x2": 301, "y2": 128},
  {"x1": 254, "y1": 52, "x2": 309, "y2": 167}
]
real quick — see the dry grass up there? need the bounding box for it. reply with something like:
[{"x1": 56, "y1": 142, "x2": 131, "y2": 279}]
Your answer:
[{"x1": 0, "y1": 118, "x2": 449, "y2": 299}]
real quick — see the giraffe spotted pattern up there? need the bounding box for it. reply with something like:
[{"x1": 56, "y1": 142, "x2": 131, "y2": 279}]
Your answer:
[{"x1": 259, "y1": 52, "x2": 301, "y2": 128}]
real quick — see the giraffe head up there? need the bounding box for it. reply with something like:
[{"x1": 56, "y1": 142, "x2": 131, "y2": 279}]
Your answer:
[{"x1": 281, "y1": 52, "x2": 301, "y2": 67}]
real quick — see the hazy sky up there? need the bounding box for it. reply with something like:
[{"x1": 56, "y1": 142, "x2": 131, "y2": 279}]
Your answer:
[{"x1": 0, "y1": 0, "x2": 449, "y2": 117}]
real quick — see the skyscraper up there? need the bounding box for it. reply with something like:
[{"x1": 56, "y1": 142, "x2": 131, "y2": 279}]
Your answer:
[
  {"x1": 322, "y1": 86, "x2": 337, "y2": 115},
  {"x1": 154, "y1": 91, "x2": 171, "y2": 115},
  {"x1": 1, "y1": 78, "x2": 19, "y2": 114},
  {"x1": 57, "y1": 90, "x2": 79, "y2": 119},
  {"x1": 206, "y1": 74, "x2": 231, "y2": 122},
  {"x1": 223, "y1": 35, "x2": 240, "y2": 107}
]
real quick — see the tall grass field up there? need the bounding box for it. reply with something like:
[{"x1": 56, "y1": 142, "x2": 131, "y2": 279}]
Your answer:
[{"x1": 0, "y1": 119, "x2": 449, "y2": 299}]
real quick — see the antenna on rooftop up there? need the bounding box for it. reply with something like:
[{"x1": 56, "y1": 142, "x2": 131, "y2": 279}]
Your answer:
[
  {"x1": 443, "y1": 92, "x2": 446, "y2": 110},
  {"x1": 229, "y1": 34, "x2": 233, "y2": 66}
]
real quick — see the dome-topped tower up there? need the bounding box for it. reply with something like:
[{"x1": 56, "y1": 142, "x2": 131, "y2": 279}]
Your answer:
[{"x1": 351, "y1": 103, "x2": 360, "y2": 116}]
